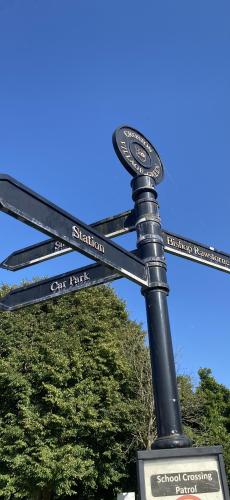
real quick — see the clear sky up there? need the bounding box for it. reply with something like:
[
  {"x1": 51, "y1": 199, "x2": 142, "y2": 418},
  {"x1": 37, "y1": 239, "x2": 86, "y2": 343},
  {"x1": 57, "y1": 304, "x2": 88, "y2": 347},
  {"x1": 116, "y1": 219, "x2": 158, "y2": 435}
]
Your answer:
[{"x1": 0, "y1": 0, "x2": 229, "y2": 388}]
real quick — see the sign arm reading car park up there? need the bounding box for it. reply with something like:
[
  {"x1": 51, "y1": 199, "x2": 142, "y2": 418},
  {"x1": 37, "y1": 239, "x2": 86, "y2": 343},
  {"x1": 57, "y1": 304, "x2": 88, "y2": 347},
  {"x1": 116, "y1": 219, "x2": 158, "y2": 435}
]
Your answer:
[
  {"x1": 0, "y1": 261, "x2": 122, "y2": 311},
  {"x1": 1, "y1": 125, "x2": 229, "y2": 500}
]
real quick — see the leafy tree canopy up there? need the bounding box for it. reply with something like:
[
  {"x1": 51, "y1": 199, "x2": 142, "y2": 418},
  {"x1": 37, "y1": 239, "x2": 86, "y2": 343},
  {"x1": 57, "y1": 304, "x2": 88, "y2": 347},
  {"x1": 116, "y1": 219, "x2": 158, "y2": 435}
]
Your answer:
[
  {"x1": 0, "y1": 283, "x2": 229, "y2": 498},
  {"x1": 0, "y1": 284, "x2": 152, "y2": 499},
  {"x1": 178, "y1": 369, "x2": 230, "y2": 482}
]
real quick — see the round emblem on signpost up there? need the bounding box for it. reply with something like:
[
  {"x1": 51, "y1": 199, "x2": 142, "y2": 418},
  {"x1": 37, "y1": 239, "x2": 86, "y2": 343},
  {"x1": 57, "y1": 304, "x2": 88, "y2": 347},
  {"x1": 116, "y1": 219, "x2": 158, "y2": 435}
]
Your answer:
[{"x1": 112, "y1": 125, "x2": 164, "y2": 183}]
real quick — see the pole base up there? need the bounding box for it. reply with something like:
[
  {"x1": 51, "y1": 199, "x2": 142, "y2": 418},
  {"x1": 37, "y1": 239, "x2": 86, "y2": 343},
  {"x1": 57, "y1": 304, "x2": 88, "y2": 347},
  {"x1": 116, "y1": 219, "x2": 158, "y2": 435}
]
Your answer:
[{"x1": 151, "y1": 434, "x2": 192, "y2": 449}]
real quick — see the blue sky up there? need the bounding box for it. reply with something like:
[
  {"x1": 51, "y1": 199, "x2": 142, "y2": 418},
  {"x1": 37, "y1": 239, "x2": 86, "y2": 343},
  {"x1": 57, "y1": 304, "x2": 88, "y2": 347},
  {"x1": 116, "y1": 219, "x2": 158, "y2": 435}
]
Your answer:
[{"x1": 0, "y1": 0, "x2": 229, "y2": 388}]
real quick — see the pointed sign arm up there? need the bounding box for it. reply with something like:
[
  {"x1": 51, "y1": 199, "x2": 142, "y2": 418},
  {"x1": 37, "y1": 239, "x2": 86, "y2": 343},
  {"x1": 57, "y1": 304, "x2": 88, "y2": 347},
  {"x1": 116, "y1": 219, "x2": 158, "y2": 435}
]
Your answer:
[
  {"x1": 163, "y1": 230, "x2": 230, "y2": 274},
  {"x1": 2, "y1": 227, "x2": 230, "y2": 311},
  {"x1": 1, "y1": 210, "x2": 135, "y2": 271},
  {"x1": 0, "y1": 175, "x2": 148, "y2": 286},
  {"x1": 2, "y1": 209, "x2": 230, "y2": 275},
  {"x1": 0, "y1": 261, "x2": 125, "y2": 311}
]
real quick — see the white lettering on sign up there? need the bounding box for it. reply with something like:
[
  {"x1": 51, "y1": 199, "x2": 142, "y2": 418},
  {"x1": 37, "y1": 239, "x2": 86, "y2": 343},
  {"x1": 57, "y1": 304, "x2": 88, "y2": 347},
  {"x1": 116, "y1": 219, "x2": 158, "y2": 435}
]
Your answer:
[
  {"x1": 175, "y1": 485, "x2": 198, "y2": 494},
  {"x1": 120, "y1": 141, "x2": 144, "y2": 174},
  {"x1": 166, "y1": 236, "x2": 230, "y2": 269},
  {"x1": 123, "y1": 130, "x2": 153, "y2": 153},
  {"x1": 142, "y1": 453, "x2": 224, "y2": 500},
  {"x1": 50, "y1": 272, "x2": 90, "y2": 293},
  {"x1": 54, "y1": 241, "x2": 67, "y2": 252},
  {"x1": 72, "y1": 226, "x2": 105, "y2": 254},
  {"x1": 166, "y1": 237, "x2": 193, "y2": 255},
  {"x1": 50, "y1": 280, "x2": 67, "y2": 292}
]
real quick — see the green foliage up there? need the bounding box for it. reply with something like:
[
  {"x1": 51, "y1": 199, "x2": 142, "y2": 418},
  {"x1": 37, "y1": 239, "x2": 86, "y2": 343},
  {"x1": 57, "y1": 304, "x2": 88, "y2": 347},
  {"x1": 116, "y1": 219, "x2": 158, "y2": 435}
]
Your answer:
[
  {"x1": 0, "y1": 283, "x2": 229, "y2": 497},
  {"x1": 195, "y1": 368, "x2": 230, "y2": 480},
  {"x1": 0, "y1": 285, "x2": 151, "y2": 499},
  {"x1": 178, "y1": 369, "x2": 230, "y2": 483}
]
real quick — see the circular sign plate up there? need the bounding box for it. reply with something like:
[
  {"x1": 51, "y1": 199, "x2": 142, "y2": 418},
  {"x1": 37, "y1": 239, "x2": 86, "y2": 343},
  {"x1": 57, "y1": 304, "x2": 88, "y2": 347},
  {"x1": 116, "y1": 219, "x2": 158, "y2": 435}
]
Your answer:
[{"x1": 112, "y1": 125, "x2": 164, "y2": 183}]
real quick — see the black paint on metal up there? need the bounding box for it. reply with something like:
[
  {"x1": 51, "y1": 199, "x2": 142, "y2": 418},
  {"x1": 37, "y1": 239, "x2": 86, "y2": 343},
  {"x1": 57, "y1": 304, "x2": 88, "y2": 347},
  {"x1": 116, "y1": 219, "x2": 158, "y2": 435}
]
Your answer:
[
  {"x1": 112, "y1": 125, "x2": 164, "y2": 182},
  {"x1": 3, "y1": 206, "x2": 230, "y2": 276},
  {"x1": 0, "y1": 175, "x2": 147, "y2": 286},
  {"x1": 132, "y1": 174, "x2": 191, "y2": 449},
  {"x1": 0, "y1": 262, "x2": 123, "y2": 311},
  {"x1": 1, "y1": 210, "x2": 135, "y2": 271},
  {"x1": 163, "y1": 229, "x2": 230, "y2": 274},
  {"x1": 4, "y1": 224, "x2": 230, "y2": 310}
]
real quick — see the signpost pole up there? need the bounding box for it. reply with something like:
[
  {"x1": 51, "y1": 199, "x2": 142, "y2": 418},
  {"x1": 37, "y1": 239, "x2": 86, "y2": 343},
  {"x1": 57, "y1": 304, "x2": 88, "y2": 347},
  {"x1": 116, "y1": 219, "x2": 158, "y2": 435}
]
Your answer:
[{"x1": 132, "y1": 174, "x2": 191, "y2": 449}]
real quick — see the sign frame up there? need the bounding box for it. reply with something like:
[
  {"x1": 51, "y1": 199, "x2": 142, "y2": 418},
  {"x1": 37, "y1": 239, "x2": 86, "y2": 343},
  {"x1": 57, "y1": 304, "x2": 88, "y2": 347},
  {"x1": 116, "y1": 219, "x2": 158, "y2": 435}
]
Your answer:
[{"x1": 137, "y1": 447, "x2": 229, "y2": 500}]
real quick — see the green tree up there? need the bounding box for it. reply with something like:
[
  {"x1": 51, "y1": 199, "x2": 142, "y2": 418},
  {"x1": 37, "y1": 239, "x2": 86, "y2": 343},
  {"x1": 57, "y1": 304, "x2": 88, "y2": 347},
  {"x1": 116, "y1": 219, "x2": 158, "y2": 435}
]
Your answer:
[
  {"x1": 178, "y1": 369, "x2": 230, "y2": 484},
  {"x1": 195, "y1": 368, "x2": 230, "y2": 481},
  {"x1": 177, "y1": 374, "x2": 204, "y2": 441},
  {"x1": 0, "y1": 284, "x2": 152, "y2": 499},
  {"x1": 0, "y1": 282, "x2": 229, "y2": 497}
]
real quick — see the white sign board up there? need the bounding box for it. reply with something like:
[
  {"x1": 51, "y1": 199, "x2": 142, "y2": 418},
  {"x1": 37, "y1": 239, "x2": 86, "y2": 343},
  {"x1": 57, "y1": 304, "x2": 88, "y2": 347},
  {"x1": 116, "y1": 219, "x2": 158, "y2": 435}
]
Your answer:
[
  {"x1": 141, "y1": 454, "x2": 226, "y2": 500},
  {"x1": 144, "y1": 457, "x2": 224, "y2": 500},
  {"x1": 117, "y1": 493, "x2": 135, "y2": 500}
]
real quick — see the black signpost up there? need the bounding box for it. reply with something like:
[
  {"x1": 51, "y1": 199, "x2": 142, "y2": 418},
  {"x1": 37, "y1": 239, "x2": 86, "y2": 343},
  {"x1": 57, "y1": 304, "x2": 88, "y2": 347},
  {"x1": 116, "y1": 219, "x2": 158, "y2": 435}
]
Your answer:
[
  {"x1": 0, "y1": 125, "x2": 229, "y2": 499},
  {"x1": 113, "y1": 126, "x2": 190, "y2": 450}
]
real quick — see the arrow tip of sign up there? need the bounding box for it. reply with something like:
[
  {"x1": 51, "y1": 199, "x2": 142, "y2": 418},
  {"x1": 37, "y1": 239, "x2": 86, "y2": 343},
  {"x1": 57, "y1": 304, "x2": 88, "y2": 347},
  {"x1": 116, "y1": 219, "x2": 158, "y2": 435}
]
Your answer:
[{"x1": 0, "y1": 255, "x2": 18, "y2": 271}]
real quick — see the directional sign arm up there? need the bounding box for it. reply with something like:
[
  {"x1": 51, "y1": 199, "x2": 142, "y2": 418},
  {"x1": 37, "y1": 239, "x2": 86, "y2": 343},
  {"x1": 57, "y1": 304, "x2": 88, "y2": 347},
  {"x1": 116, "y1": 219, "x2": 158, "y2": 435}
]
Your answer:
[
  {"x1": 0, "y1": 262, "x2": 122, "y2": 311},
  {"x1": 1, "y1": 210, "x2": 135, "y2": 271},
  {"x1": 3, "y1": 219, "x2": 230, "y2": 276},
  {"x1": 0, "y1": 175, "x2": 147, "y2": 286},
  {"x1": 163, "y1": 230, "x2": 230, "y2": 274}
]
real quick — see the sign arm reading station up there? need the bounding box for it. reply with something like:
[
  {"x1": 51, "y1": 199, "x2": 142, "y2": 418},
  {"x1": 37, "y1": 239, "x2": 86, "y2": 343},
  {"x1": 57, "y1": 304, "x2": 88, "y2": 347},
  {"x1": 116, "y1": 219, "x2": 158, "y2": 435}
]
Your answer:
[
  {"x1": 2, "y1": 225, "x2": 230, "y2": 310},
  {"x1": 3, "y1": 218, "x2": 230, "y2": 276},
  {"x1": 1, "y1": 210, "x2": 136, "y2": 271},
  {"x1": 0, "y1": 175, "x2": 148, "y2": 287}
]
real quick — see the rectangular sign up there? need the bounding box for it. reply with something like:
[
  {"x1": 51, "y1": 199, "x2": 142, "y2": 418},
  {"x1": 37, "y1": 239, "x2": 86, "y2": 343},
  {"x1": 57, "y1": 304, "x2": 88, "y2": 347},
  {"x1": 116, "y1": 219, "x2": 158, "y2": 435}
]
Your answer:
[
  {"x1": 137, "y1": 447, "x2": 229, "y2": 500},
  {"x1": 1, "y1": 210, "x2": 135, "y2": 271},
  {"x1": 151, "y1": 470, "x2": 220, "y2": 496},
  {"x1": 0, "y1": 262, "x2": 122, "y2": 311},
  {"x1": 0, "y1": 175, "x2": 148, "y2": 286}
]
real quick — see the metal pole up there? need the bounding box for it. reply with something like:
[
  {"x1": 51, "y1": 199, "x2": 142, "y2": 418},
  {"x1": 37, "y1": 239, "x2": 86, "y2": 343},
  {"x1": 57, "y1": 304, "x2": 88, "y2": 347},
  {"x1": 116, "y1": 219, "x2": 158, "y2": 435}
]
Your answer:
[{"x1": 132, "y1": 174, "x2": 191, "y2": 449}]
